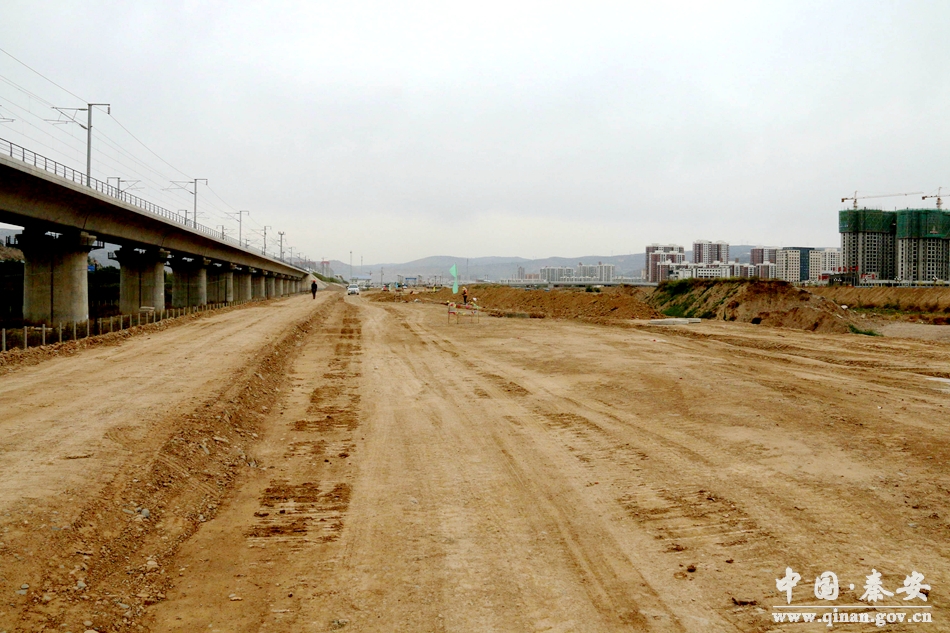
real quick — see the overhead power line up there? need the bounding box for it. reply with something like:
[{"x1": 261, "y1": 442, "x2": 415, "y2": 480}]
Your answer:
[{"x1": 0, "y1": 46, "x2": 86, "y2": 103}]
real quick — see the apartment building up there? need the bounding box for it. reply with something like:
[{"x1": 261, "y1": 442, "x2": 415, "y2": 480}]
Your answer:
[
  {"x1": 895, "y1": 209, "x2": 950, "y2": 281},
  {"x1": 808, "y1": 248, "x2": 842, "y2": 282},
  {"x1": 839, "y1": 209, "x2": 898, "y2": 279},
  {"x1": 751, "y1": 246, "x2": 778, "y2": 265},
  {"x1": 646, "y1": 244, "x2": 686, "y2": 283},
  {"x1": 692, "y1": 240, "x2": 730, "y2": 265},
  {"x1": 777, "y1": 249, "x2": 802, "y2": 283},
  {"x1": 575, "y1": 262, "x2": 615, "y2": 283},
  {"x1": 539, "y1": 266, "x2": 574, "y2": 283}
]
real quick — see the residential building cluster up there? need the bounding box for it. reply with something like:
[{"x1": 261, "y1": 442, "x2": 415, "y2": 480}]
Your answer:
[
  {"x1": 839, "y1": 208, "x2": 950, "y2": 281},
  {"x1": 646, "y1": 241, "x2": 841, "y2": 284},
  {"x1": 515, "y1": 262, "x2": 615, "y2": 283}
]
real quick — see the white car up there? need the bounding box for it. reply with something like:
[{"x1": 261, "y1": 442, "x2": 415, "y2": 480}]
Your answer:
[{"x1": 347, "y1": 284, "x2": 360, "y2": 295}]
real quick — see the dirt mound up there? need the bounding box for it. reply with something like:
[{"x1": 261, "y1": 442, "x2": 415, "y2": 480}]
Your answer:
[
  {"x1": 373, "y1": 285, "x2": 660, "y2": 320},
  {"x1": 811, "y1": 286, "x2": 950, "y2": 324},
  {"x1": 648, "y1": 279, "x2": 855, "y2": 333}
]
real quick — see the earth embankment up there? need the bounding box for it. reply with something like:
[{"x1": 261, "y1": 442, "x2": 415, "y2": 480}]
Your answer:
[
  {"x1": 811, "y1": 286, "x2": 950, "y2": 323},
  {"x1": 647, "y1": 278, "x2": 855, "y2": 333},
  {"x1": 376, "y1": 285, "x2": 661, "y2": 320}
]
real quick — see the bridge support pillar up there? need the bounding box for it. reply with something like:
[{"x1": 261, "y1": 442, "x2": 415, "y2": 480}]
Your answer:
[
  {"x1": 251, "y1": 270, "x2": 266, "y2": 299},
  {"x1": 171, "y1": 258, "x2": 209, "y2": 308},
  {"x1": 116, "y1": 247, "x2": 167, "y2": 315},
  {"x1": 221, "y1": 266, "x2": 236, "y2": 303},
  {"x1": 265, "y1": 274, "x2": 276, "y2": 298},
  {"x1": 207, "y1": 265, "x2": 234, "y2": 304},
  {"x1": 277, "y1": 277, "x2": 285, "y2": 296},
  {"x1": 19, "y1": 228, "x2": 97, "y2": 325},
  {"x1": 234, "y1": 268, "x2": 252, "y2": 302}
]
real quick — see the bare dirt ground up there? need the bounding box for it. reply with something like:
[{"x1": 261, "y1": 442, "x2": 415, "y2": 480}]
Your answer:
[{"x1": 1, "y1": 292, "x2": 949, "y2": 632}]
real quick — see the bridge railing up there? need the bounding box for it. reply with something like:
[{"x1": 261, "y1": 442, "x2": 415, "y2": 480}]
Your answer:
[{"x1": 0, "y1": 137, "x2": 284, "y2": 261}]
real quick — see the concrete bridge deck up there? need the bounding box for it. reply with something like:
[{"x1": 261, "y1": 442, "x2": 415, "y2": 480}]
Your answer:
[{"x1": 0, "y1": 138, "x2": 309, "y2": 323}]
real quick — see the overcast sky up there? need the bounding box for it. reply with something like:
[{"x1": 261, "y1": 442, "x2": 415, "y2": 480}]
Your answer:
[{"x1": 1, "y1": 1, "x2": 949, "y2": 264}]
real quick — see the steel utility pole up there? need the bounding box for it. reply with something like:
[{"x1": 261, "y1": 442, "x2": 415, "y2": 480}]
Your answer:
[
  {"x1": 350, "y1": 251, "x2": 353, "y2": 281},
  {"x1": 106, "y1": 177, "x2": 139, "y2": 195},
  {"x1": 216, "y1": 225, "x2": 227, "y2": 239},
  {"x1": 191, "y1": 179, "x2": 207, "y2": 228},
  {"x1": 86, "y1": 104, "x2": 110, "y2": 185},
  {"x1": 289, "y1": 247, "x2": 295, "y2": 266},
  {"x1": 50, "y1": 103, "x2": 110, "y2": 186},
  {"x1": 278, "y1": 231, "x2": 285, "y2": 261},
  {"x1": 236, "y1": 210, "x2": 250, "y2": 246},
  {"x1": 262, "y1": 226, "x2": 271, "y2": 255}
]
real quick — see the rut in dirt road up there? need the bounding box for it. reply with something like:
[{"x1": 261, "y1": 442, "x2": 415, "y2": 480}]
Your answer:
[
  {"x1": 0, "y1": 295, "x2": 330, "y2": 633},
  {"x1": 145, "y1": 295, "x2": 365, "y2": 632}
]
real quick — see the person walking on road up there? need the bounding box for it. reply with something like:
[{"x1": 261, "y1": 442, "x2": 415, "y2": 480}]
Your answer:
[{"x1": 311, "y1": 280, "x2": 318, "y2": 299}]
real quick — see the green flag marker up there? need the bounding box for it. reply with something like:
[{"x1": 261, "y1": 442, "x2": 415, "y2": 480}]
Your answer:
[{"x1": 449, "y1": 264, "x2": 458, "y2": 294}]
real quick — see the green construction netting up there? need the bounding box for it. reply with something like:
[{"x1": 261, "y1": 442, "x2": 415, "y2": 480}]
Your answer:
[
  {"x1": 895, "y1": 209, "x2": 950, "y2": 239},
  {"x1": 839, "y1": 209, "x2": 896, "y2": 234}
]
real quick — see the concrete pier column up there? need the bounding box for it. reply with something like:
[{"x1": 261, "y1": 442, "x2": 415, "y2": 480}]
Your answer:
[
  {"x1": 206, "y1": 266, "x2": 220, "y2": 304},
  {"x1": 234, "y1": 268, "x2": 252, "y2": 302},
  {"x1": 171, "y1": 257, "x2": 209, "y2": 307},
  {"x1": 277, "y1": 277, "x2": 285, "y2": 296},
  {"x1": 116, "y1": 247, "x2": 168, "y2": 314},
  {"x1": 207, "y1": 264, "x2": 233, "y2": 304},
  {"x1": 19, "y1": 228, "x2": 97, "y2": 325},
  {"x1": 265, "y1": 274, "x2": 277, "y2": 298},
  {"x1": 251, "y1": 269, "x2": 266, "y2": 299},
  {"x1": 220, "y1": 265, "x2": 236, "y2": 303}
]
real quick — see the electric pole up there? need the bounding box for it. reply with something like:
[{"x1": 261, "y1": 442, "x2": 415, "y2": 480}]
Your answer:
[
  {"x1": 262, "y1": 226, "x2": 271, "y2": 255},
  {"x1": 349, "y1": 251, "x2": 353, "y2": 281},
  {"x1": 170, "y1": 179, "x2": 207, "y2": 228},
  {"x1": 216, "y1": 225, "x2": 227, "y2": 239},
  {"x1": 278, "y1": 231, "x2": 285, "y2": 261},
  {"x1": 50, "y1": 103, "x2": 110, "y2": 186},
  {"x1": 107, "y1": 177, "x2": 139, "y2": 195},
  {"x1": 192, "y1": 179, "x2": 207, "y2": 228},
  {"x1": 236, "y1": 210, "x2": 250, "y2": 246},
  {"x1": 86, "y1": 104, "x2": 110, "y2": 184}
]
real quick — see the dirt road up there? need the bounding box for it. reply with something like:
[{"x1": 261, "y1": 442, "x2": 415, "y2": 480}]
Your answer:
[{"x1": 2, "y1": 293, "x2": 949, "y2": 632}]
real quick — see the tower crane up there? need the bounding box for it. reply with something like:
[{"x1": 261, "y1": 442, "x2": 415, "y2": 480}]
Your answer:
[
  {"x1": 922, "y1": 187, "x2": 945, "y2": 210},
  {"x1": 841, "y1": 191, "x2": 924, "y2": 210}
]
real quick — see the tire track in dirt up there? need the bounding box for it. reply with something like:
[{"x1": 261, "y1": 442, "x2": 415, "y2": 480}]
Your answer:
[
  {"x1": 379, "y1": 305, "x2": 695, "y2": 631},
  {"x1": 394, "y1": 303, "x2": 950, "y2": 631},
  {"x1": 5, "y1": 296, "x2": 332, "y2": 633},
  {"x1": 143, "y1": 295, "x2": 363, "y2": 632}
]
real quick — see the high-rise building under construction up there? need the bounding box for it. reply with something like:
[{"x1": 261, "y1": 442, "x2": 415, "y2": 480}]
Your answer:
[{"x1": 839, "y1": 208, "x2": 950, "y2": 281}]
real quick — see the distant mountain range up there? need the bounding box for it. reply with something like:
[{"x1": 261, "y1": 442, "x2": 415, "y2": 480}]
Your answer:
[
  {"x1": 0, "y1": 232, "x2": 834, "y2": 283},
  {"x1": 327, "y1": 246, "x2": 761, "y2": 283}
]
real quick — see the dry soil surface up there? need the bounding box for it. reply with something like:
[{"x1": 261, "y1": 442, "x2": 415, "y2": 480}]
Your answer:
[{"x1": 1, "y1": 293, "x2": 949, "y2": 632}]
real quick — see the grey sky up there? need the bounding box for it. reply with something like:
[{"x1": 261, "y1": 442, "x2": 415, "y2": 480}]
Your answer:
[{"x1": 1, "y1": 1, "x2": 948, "y2": 264}]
